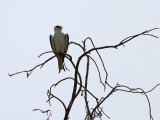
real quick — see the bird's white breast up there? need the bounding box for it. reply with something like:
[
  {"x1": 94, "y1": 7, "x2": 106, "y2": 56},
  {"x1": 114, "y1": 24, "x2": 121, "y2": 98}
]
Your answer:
[{"x1": 53, "y1": 32, "x2": 66, "y2": 54}]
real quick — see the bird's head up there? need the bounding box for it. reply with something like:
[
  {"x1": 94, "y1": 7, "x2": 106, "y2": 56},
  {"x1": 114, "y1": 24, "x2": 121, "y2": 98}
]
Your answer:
[{"x1": 54, "y1": 25, "x2": 63, "y2": 32}]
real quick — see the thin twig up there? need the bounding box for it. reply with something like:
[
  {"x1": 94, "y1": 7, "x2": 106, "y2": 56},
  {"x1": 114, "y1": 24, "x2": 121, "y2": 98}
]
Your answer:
[
  {"x1": 116, "y1": 83, "x2": 160, "y2": 94},
  {"x1": 38, "y1": 51, "x2": 53, "y2": 58},
  {"x1": 88, "y1": 55, "x2": 105, "y2": 90},
  {"x1": 69, "y1": 41, "x2": 85, "y2": 52},
  {"x1": 46, "y1": 93, "x2": 67, "y2": 111},
  {"x1": 98, "y1": 107, "x2": 110, "y2": 119},
  {"x1": 8, "y1": 56, "x2": 55, "y2": 77},
  {"x1": 32, "y1": 109, "x2": 52, "y2": 120}
]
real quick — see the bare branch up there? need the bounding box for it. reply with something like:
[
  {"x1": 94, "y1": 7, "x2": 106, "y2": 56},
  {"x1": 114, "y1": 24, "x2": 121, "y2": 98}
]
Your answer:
[
  {"x1": 83, "y1": 37, "x2": 110, "y2": 89},
  {"x1": 46, "y1": 92, "x2": 67, "y2": 111},
  {"x1": 84, "y1": 56, "x2": 91, "y2": 118},
  {"x1": 115, "y1": 84, "x2": 157, "y2": 120},
  {"x1": 50, "y1": 77, "x2": 74, "y2": 89},
  {"x1": 32, "y1": 109, "x2": 52, "y2": 120},
  {"x1": 116, "y1": 83, "x2": 160, "y2": 94},
  {"x1": 48, "y1": 76, "x2": 98, "y2": 103},
  {"x1": 8, "y1": 56, "x2": 55, "y2": 77},
  {"x1": 143, "y1": 33, "x2": 159, "y2": 38},
  {"x1": 64, "y1": 54, "x2": 83, "y2": 120},
  {"x1": 139, "y1": 88, "x2": 153, "y2": 120},
  {"x1": 120, "y1": 28, "x2": 159, "y2": 45},
  {"x1": 47, "y1": 77, "x2": 73, "y2": 107},
  {"x1": 63, "y1": 62, "x2": 70, "y2": 71},
  {"x1": 91, "y1": 85, "x2": 118, "y2": 118},
  {"x1": 88, "y1": 55, "x2": 106, "y2": 90},
  {"x1": 98, "y1": 107, "x2": 110, "y2": 119},
  {"x1": 145, "y1": 83, "x2": 160, "y2": 93},
  {"x1": 38, "y1": 51, "x2": 53, "y2": 58},
  {"x1": 69, "y1": 41, "x2": 85, "y2": 52},
  {"x1": 65, "y1": 54, "x2": 83, "y2": 98},
  {"x1": 83, "y1": 28, "x2": 159, "y2": 56}
]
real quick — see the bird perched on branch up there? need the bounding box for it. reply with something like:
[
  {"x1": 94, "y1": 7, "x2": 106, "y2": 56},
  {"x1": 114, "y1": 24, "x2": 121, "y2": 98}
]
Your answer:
[{"x1": 49, "y1": 25, "x2": 69, "y2": 73}]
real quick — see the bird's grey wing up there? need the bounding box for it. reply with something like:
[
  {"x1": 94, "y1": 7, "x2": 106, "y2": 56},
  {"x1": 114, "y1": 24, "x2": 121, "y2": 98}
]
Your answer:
[
  {"x1": 65, "y1": 33, "x2": 69, "y2": 53},
  {"x1": 49, "y1": 35, "x2": 56, "y2": 54}
]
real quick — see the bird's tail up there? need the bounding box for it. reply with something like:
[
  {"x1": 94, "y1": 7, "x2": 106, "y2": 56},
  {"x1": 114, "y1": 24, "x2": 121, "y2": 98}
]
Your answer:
[{"x1": 57, "y1": 54, "x2": 64, "y2": 73}]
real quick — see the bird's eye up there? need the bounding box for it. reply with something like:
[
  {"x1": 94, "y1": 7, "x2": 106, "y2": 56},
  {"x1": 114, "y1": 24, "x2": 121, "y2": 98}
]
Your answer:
[
  {"x1": 56, "y1": 26, "x2": 61, "y2": 28},
  {"x1": 55, "y1": 26, "x2": 62, "y2": 29}
]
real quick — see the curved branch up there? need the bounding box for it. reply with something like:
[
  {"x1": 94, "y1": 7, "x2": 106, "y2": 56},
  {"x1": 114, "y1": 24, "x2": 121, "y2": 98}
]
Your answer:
[
  {"x1": 38, "y1": 51, "x2": 53, "y2": 58},
  {"x1": 48, "y1": 77, "x2": 98, "y2": 102},
  {"x1": 69, "y1": 41, "x2": 85, "y2": 52},
  {"x1": 116, "y1": 84, "x2": 157, "y2": 120},
  {"x1": 145, "y1": 83, "x2": 160, "y2": 93},
  {"x1": 48, "y1": 77, "x2": 74, "y2": 106},
  {"x1": 65, "y1": 54, "x2": 83, "y2": 98},
  {"x1": 139, "y1": 88, "x2": 153, "y2": 120},
  {"x1": 83, "y1": 37, "x2": 109, "y2": 89},
  {"x1": 64, "y1": 55, "x2": 83, "y2": 112},
  {"x1": 88, "y1": 55, "x2": 106, "y2": 90},
  {"x1": 50, "y1": 77, "x2": 74, "y2": 90},
  {"x1": 33, "y1": 109, "x2": 52, "y2": 120},
  {"x1": 46, "y1": 93, "x2": 67, "y2": 111},
  {"x1": 116, "y1": 83, "x2": 160, "y2": 94}
]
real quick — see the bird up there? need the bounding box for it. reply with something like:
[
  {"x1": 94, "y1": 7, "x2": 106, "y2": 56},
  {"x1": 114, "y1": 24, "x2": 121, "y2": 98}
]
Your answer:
[{"x1": 49, "y1": 25, "x2": 69, "y2": 73}]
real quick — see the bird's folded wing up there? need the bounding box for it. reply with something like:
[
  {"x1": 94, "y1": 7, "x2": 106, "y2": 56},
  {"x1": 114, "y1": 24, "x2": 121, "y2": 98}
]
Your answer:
[
  {"x1": 49, "y1": 35, "x2": 56, "y2": 54},
  {"x1": 65, "y1": 33, "x2": 69, "y2": 53}
]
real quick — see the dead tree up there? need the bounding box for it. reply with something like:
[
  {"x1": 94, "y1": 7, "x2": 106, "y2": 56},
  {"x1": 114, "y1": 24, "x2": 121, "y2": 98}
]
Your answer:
[{"x1": 9, "y1": 28, "x2": 160, "y2": 120}]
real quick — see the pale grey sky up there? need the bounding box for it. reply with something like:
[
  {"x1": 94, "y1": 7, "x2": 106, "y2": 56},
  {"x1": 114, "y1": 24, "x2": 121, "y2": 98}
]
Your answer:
[{"x1": 1, "y1": 0, "x2": 160, "y2": 120}]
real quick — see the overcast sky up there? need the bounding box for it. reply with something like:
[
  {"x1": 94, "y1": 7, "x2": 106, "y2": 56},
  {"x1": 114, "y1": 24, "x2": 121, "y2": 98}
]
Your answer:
[{"x1": 1, "y1": 0, "x2": 160, "y2": 120}]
